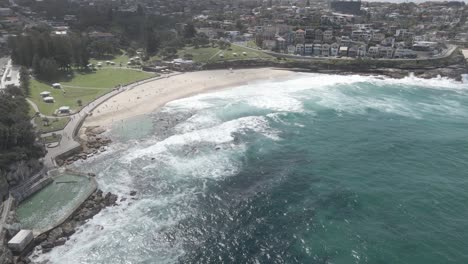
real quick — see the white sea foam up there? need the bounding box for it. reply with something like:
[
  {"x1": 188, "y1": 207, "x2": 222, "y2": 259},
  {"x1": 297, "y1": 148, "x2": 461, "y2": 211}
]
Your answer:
[
  {"x1": 122, "y1": 115, "x2": 277, "y2": 163},
  {"x1": 36, "y1": 73, "x2": 468, "y2": 264}
]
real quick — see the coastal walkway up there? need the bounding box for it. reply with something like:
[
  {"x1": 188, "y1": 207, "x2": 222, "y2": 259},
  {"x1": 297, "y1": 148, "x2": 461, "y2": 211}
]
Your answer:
[{"x1": 43, "y1": 72, "x2": 180, "y2": 168}]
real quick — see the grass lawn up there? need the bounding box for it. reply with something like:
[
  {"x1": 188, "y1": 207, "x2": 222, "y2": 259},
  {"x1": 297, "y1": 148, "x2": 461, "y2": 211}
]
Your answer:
[
  {"x1": 34, "y1": 117, "x2": 70, "y2": 133},
  {"x1": 30, "y1": 68, "x2": 155, "y2": 115},
  {"x1": 177, "y1": 45, "x2": 274, "y2": 63},
  {"x1": 90, "y1": 51, "x2": 131, "y2": 66},
  {"x1": 62, "y1": 68, "x2": 154, "y2": 88}
]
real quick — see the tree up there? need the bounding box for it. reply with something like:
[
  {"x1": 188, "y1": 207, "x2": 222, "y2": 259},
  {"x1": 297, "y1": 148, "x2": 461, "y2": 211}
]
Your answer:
[
  {"x1": 161, "y1": 47, "x2": 177, "y2": 59},
  {"x1": 218, "y1": 40, "x2": 231, "y2": 50},
  {"x1": 236, "y1": 20, "x2": 246, "y2": 33},
  {"x1": 19, "y1": 67, "x2": 30, "y2": 96},
  {"x1": 127, "y1": 47, "x2": 136, "y2": 57},
  {"x1": 144, "y1": 29, "x2": 160, "y2": 55},
  {"x1": 38, "y1": 58, "x2": 59, "y2": 81},
  {"x1": 42, "y1": 117, "x2": 50, "y2": 126},
  {"x1": 77, "y1": 99, "x2": 82, "y2": 106},
  {"x1": 32, "y1": 55, "x2": 41, "y2": 76},
  {"x1": 183, "y1": 53, "x2": 194, "y2": 60},
  {"x1": 184, "y1": 23, "x2": 196, "y2": 39},
  {"x1": 0, "y1": 86, "x2": 45, "y2": 186}
]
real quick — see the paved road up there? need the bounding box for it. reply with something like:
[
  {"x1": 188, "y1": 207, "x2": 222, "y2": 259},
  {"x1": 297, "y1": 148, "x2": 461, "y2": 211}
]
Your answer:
[{"x1": 43, "y1": 73, "x2": 180, "y2": 168}]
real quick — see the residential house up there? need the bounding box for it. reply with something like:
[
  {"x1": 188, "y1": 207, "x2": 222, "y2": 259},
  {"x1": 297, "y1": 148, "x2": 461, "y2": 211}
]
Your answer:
[
  {"x1": 348, "y1": 46, "x2": 358, "y2": 57},
  {"x1": 304, "y1": 44, "x2": 313, "y2": 55},
  {"x1": 357, "y1": 45, "x2": 367, "y2": 57},
  {"x1": 330, "y1": 43, "x2": 339, "y2": 56},
  {"x1": 339, "y1": 46, "x2": 348, "y2": 56},
  {"x1": 379, "y1": 46, "x2": 394, "y2": 58},
  {"x1": 313, "y1": 44, "x2": 322, "y2": 56},
  {"x1": 314, "y1": 29, "x2": 323, "y2": 42},
  {"x1": 323, "y1": 30, "x2": 333, "y2": 43},
  {"x1": 321, "y1": 44, "x2": 330, "y2": 56},
  {"x1": 368, "y1": 46, "x2": 379, "y2": 58},
  {"x1": 295, "y1": 29, "x2": 305, "y2": 44},
  {"x1": 394, "y1": 48, "x2": 417, "y2": 58},
  {"x1": 295, "y1": 44, "x2": 305, "y2": 55},
  {"x1": 305, "y1": 28, "x2": 315, "y2": 42},
  {"x1": 371, "y1": 32, "x2": 385, "y2": 43},
  {"x1": 276, "y1": 37, "x2": 286, "y2": 52}
]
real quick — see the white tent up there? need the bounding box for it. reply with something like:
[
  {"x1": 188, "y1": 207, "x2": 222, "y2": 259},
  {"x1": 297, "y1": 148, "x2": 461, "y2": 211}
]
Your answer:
[
  {"x1": 52, "y1": 83, "x2": 61, "y2": 89},
  {"x1": 40, "y1": 91, "x2": 51, "y2": 97},
  {"x1": 43, "y1": 96, "x2": 54, "y2": 103},
  {"x1": 58, "y1": 106, "x2": 70, "y2": 113}
]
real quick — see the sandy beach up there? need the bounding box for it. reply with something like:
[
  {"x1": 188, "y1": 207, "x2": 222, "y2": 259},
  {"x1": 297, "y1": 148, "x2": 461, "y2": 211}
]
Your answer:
[{"x1": 83, "y1": 68, "x2": 292, "y2": 128}]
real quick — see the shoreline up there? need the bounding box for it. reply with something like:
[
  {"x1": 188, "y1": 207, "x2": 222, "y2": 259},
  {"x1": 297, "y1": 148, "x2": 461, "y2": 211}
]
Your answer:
[
  {"x1": 81, "y1": 67, "x2": 467, "y2": 134},
  {"x1": 82, "y1": 68, "x2": 293, "y2": 129}
]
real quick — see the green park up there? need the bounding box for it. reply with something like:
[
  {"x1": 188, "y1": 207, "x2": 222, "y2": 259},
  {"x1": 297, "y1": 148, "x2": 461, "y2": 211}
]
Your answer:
[
  {"x1": 177, "y1": 43, "x2": 274, "y2": 63},
  {"x1": 28, "y1": 59, "x2": 155, "y2": 135}
]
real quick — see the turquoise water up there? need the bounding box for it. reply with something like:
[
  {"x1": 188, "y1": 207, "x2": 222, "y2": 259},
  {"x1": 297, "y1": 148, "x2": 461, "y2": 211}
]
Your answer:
[
  {"x1": 39, "y1": 74, "x2": 468, "y2": 263},
  {"x1": 18, "y1": 174, "x2": 94, "y2": 231}
]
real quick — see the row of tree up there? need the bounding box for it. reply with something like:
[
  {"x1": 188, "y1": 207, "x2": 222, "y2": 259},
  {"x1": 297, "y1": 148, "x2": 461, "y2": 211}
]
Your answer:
[{"x1": 8, "y1": 29, "x2": 90, "y2": 81}]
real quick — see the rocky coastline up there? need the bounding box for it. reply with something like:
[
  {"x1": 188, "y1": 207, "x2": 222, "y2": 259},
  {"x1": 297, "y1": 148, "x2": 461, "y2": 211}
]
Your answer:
[
  {"x1": 56, "y1": 126, "x2": 112, "y2": 167},
  {"x1": 18, "y1": 188, "x2": 137, "y2": 264},
  {"x1": 203, "y1": 54, "x2": 467, "y2": 81}
]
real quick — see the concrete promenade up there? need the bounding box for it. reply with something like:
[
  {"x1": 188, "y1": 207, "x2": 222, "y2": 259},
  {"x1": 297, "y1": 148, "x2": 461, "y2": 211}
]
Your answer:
[{"x1": 43, "y1": 72, "x2": 180, "y2": 168}]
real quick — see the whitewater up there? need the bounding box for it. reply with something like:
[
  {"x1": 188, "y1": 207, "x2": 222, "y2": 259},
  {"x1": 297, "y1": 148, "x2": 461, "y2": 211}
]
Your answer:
[{"x1": 34, "y1": 73, "x2": 468, "y2": 263}]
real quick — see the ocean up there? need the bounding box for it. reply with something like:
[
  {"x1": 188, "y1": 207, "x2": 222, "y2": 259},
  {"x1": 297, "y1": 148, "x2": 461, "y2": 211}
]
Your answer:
[{"x1": 37, "y1": 73, "x2": 468, "y2": 264}]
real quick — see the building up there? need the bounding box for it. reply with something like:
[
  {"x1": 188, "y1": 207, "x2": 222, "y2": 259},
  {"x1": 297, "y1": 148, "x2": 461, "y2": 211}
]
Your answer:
[
  {"x1": 331, "y1": 43, "x2": 340, "y2": 56},
  {"x1": 348, "y1": 46, "x2": 358, "y2": 57},
  {"x1": 313, "y1": 44, "x2": 322, "y2": 56},
  {"x1": 368, "y1": 46, "x2": 379, "y2": 58},
  {"x1": 323, "y1": 30, "x2": 334, "y2": 43},
  {"x1": 314, "y1": 29, "x2": 323, "y2": 42},
  {"x1": 8, "y1": 230, "x2": 34, "y2": 253},
  {"x1": 322, "y1": 44, "x2": 331, "y2": 56},
  {"x1": 357, "y1": 45, "x2": 367, "y2": 57},
  {"x1": 394, "y1": 48, "x2": 417, "y2": 58},
  {"x1": 339, "y1": 46, "x2": 348, "y2": 56},
  {"x1": 276, "y1": 36, "x2": 286, "y2": 52},
  {"x1": 295, "y1": 29, "x2": 305, "y2": 44},
  {"x1": 379, "y1": 46, "x2": 394, "y2": 58},
  {"x1": 295, "y1": 44, "x2": 305, "y2": 55},
  {"x1": 304, "y1": 44, "x2": 313, "y2": 55}
]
